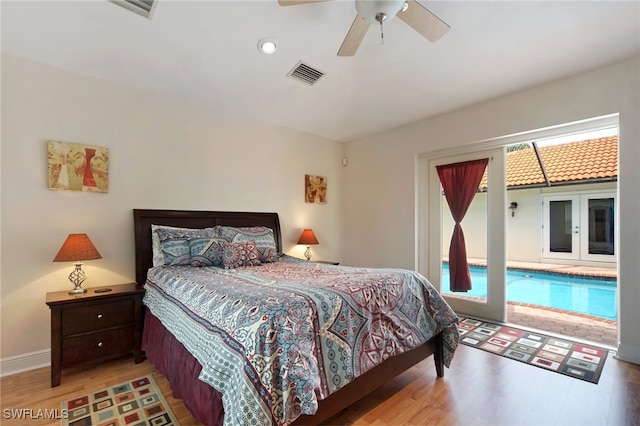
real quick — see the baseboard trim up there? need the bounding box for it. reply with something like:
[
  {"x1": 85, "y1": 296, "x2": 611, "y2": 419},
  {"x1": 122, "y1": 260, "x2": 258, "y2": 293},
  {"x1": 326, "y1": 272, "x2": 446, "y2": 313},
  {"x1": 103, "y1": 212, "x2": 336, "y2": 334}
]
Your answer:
[
  {"x1": 0, "y1": 349, "x2": 50, "y2": 377},
  {"x1": 615, "y1": 343, "x2": 640, "y2": 365}
]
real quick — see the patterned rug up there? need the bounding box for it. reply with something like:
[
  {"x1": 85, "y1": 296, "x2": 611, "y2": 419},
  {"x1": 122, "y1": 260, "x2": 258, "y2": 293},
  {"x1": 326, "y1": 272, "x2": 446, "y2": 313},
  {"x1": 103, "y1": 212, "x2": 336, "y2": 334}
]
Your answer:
[
  {"x1": 458, "y1": 317, "x2": 608, "y2": 384},
  {"x1": 61, "y1": 375, "x2": 178, "y2": 425}
]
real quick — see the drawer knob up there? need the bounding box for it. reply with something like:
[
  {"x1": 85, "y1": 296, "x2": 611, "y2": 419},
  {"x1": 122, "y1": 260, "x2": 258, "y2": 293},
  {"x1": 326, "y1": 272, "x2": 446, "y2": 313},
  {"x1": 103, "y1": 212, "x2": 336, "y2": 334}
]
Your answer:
[
  {"x1": 97, "y1": 342, "x2": 103, "y2": 348},
  {"x1": 97, "y1": 314, "x2": 103, "y2": 319}
]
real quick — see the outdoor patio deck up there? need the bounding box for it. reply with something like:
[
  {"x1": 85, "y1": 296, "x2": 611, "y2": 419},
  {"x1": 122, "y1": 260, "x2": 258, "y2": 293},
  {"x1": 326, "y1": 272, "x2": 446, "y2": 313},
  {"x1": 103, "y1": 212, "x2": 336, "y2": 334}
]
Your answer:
[
  {"x1": 507, "y1": 302, "x2": 616, "y2": 348},
  {"x1": 450, "y1": 259, "x2": 618, "y2": 348}
]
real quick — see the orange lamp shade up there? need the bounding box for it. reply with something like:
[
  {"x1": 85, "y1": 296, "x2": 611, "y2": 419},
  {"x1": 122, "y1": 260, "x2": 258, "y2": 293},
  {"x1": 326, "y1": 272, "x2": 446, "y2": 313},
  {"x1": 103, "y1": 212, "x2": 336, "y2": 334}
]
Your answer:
[
  {"x1": 53, "y1": 234, "x2": 102, "y2": 262},
  {"x1": 297, "y1": 229, "x2": 319, "y2": 245}
]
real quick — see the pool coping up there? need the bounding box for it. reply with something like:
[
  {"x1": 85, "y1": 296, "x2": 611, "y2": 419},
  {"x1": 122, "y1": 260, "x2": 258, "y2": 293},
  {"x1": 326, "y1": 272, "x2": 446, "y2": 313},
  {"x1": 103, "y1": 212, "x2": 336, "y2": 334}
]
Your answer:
[
  {"x1": 475, "y1": 265, "x2": 617, "y2": 282},
  {"x1": 442, "y1": 259, "x2": 617, "y2": 280}
]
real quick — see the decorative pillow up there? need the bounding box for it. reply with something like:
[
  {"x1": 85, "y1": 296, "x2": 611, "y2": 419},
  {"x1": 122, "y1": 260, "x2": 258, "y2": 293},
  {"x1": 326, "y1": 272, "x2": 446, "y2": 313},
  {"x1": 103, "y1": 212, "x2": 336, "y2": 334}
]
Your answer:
[
  {"x1": 154, "y1": 226, "x2": 218, "y2": 266},
  {"x1": 216, "y1": 226, "x2": 279, "y2": 262},
  {"x1": 190, "y1": 236, "x2": 227, "y2": 267},
  {"x1": 151, "y1": 224, "x2": 168, "y2": 267},
  {"x1": 222, "y1": 241, "x2": 261, "y2": 269}
]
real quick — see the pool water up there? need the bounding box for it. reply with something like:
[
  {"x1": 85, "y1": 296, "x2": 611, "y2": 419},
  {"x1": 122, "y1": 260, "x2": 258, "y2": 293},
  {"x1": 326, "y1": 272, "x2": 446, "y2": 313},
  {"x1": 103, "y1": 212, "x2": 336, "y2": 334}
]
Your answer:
[{"x1": 441, "y1": 265, "x2": 617, "y2": 320}]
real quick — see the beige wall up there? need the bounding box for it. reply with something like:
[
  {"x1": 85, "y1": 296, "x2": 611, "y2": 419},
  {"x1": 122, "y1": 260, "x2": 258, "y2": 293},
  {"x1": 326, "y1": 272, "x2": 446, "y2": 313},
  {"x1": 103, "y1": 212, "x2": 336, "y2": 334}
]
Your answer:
[
  {"x1": 505, "y1": 189, "x2": 540, "y2": 263},
  {"x1": 0, "y1": 55, "x2": 344, "y2": 366},
  {"x1": 343, "y1": 57, "x2": 640, "y2": 363}
]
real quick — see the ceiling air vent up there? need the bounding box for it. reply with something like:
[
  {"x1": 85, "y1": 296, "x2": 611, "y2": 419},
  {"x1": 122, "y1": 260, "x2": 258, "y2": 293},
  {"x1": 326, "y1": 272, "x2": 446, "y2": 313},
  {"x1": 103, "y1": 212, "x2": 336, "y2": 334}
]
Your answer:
[
  {"x1": 287, "y1": 61, "x2": 325, "y2": 86},
  {"x1": 110, "y1": 0, "x2": 156, "y2": 19}
]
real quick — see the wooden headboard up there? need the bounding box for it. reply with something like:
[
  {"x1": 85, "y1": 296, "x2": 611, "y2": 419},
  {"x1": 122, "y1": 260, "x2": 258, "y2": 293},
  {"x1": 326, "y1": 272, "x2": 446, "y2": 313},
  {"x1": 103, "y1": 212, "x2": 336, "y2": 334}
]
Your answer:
[{"x1": 133, "y1": 209, "x2": 282, "y2": 286}]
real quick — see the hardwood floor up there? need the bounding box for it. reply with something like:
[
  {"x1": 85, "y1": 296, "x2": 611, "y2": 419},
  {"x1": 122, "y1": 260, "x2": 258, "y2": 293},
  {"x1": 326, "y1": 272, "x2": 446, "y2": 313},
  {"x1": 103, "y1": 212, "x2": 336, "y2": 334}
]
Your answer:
[
  {"x1": 0, "y1": 358, "x2": 199, "y2": 426},
  {"x1": 1, "y1": 345, "x2": 639, "y2": 425}
]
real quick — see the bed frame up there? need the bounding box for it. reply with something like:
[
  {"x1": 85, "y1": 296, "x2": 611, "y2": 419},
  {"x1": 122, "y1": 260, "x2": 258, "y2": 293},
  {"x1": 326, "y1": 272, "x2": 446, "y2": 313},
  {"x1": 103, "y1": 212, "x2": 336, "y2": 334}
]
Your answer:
[{"x1": 133, "y1": 209, "x2": 444, "y2": 424}]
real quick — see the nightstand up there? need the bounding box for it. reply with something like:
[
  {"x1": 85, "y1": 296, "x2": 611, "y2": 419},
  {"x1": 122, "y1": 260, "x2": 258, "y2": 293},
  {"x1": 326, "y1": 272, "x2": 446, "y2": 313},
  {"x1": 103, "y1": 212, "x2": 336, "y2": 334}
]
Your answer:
[
  {"x1": 45, "y1": 283, "x2": 145, "y2": 387},
  {"x1": 313, "y1": 260, "x2": 340, "y2": 265}
]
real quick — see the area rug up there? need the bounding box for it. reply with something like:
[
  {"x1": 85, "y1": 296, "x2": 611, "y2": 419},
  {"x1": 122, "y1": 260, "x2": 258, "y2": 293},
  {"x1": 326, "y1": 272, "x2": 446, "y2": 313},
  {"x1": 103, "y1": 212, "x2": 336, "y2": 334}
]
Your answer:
[
  {"x1": 458, "y1": 317, "x2": 608, "y2": 384},
  {"x1": 61, "y1": 375, "x2": 178, "y2": 425}
]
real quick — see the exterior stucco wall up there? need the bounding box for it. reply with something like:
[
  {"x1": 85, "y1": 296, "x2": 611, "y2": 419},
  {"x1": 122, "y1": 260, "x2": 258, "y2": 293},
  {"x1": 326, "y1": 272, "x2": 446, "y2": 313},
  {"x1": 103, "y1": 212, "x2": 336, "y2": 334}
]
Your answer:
[{"x1": 442, "y1": 182, "x2": 617, "y2": 266}]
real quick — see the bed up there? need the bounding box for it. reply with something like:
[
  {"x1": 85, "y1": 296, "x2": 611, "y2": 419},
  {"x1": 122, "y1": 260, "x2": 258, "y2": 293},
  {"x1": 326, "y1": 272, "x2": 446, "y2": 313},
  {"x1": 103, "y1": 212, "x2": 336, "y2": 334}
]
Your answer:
[{"x1": 134, "y1": 209, "x2": 458, "y2": 425}]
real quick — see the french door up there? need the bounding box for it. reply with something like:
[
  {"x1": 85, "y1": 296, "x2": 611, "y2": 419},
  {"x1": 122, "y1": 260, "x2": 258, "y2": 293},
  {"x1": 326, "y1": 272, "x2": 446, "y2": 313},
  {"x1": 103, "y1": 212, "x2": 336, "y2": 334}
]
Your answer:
[
  {"x1": 542, "y1": 191, "x2": 616, "y2": 262},
  {"x1": 426, "y1": 148, "x2": 507, "y2": 322}
]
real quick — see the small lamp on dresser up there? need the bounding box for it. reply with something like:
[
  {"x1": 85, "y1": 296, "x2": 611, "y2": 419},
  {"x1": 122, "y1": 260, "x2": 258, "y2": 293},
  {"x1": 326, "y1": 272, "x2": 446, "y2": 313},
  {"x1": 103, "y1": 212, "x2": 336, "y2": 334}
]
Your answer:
[
  {"x1": 53, "y1": 233, "x2": 102, "y2": 294},
  {"x1": 297, "y1": 228, "x2": 319, "y2": 261}
]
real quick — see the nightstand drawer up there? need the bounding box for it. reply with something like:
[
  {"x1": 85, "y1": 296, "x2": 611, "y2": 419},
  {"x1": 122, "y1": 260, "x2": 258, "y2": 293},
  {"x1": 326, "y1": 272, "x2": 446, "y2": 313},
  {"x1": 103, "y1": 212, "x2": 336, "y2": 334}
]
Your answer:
[
  {"x1": 61, "y1": 326, "x2": 134, "y2": 366},
  {"x1": 61, "y1": 299, "x2": 133, "y2": 335}
]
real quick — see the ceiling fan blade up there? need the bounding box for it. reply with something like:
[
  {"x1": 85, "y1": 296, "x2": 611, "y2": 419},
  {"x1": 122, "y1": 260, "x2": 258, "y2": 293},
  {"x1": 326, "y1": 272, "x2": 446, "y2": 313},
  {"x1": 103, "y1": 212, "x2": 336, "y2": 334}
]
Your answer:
[
  {"x1": 337, "y1": 15, "x2": 369, "y2": 57},
  {"x1": 277, "y1": 0, "x2": 332, "y2": 6},
  {"x1": 398, "y1": 0, "x2": 450, "y2": 42}
]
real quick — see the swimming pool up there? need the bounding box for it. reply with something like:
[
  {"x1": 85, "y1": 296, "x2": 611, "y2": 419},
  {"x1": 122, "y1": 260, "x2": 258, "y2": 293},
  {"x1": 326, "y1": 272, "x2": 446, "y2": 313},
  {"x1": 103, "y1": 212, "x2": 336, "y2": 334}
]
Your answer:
[{"x1": 441, "y1": 265, "x2": 617, "y2": 320}]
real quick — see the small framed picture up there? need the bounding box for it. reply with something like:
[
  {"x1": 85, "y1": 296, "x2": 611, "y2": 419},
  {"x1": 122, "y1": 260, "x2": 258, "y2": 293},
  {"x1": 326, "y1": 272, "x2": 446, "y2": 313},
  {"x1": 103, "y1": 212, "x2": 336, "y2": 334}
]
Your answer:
[{"x1": 305, "y1": 175, "x2": 327, "y2": 204}]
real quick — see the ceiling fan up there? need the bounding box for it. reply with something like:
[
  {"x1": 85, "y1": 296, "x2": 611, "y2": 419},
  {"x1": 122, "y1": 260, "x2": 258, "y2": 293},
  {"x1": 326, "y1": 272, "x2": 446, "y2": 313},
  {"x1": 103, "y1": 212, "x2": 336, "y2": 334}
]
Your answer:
[{"x1": 277, "y1": 0, "x2": 450, "y2": 56}]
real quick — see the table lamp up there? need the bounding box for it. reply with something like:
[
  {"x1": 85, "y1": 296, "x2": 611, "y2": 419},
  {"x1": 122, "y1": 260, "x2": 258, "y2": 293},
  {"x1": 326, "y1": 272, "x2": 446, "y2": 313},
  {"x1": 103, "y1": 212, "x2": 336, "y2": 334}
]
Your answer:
[
  {"x1": 297, "y1": 229, "x2": 319, "y2": 261},
  {"x1": 53, "y1": 233, "x2": 102, "y2": 294}
]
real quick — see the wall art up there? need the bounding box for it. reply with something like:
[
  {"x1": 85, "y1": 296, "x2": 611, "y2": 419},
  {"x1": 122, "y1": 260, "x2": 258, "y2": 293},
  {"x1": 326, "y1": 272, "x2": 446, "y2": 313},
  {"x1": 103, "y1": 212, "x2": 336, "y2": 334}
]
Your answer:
[
  {"x1": 47, "y1": 140, "x2": 109, "y2": 192},
  {"x1": 305, "y1": 174, "x2": 327, "y2": 204}
]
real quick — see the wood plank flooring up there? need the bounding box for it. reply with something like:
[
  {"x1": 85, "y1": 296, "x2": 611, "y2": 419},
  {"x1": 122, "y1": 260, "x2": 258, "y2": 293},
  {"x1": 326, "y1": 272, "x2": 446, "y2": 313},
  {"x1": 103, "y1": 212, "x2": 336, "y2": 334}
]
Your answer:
[
  {"x1": 1, "y1": 344, "x2": 639, "y2": 425},
  {"x1": 0, "y1": 358, "x2": 199, "y2": 426}
]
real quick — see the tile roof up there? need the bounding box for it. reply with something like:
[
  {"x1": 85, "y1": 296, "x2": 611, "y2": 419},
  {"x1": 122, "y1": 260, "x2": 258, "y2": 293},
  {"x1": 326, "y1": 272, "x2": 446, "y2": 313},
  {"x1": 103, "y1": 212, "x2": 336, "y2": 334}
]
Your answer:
[{"x1": 479, "y1": 136, "x2": 618, "y2": 189}]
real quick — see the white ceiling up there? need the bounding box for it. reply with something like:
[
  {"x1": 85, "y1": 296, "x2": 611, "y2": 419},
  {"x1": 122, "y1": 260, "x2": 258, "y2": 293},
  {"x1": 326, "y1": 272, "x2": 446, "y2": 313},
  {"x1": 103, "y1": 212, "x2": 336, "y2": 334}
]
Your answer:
[{"x1": 2, "y1": 1, "x2": 639, "y2": 142}]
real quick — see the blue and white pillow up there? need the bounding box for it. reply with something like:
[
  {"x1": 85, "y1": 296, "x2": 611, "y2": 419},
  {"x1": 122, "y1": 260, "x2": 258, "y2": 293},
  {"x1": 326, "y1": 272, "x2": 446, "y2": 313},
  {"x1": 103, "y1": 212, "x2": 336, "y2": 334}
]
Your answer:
[
  {"x1": 189, "y1": 236, "x2": 227, "y2": 267},
  {"x1": 216, "y1": 226, "x2": 279, "y2": 262},
  {"x1": 154, "y1": 226, "x2": 218, "y2": 266}
]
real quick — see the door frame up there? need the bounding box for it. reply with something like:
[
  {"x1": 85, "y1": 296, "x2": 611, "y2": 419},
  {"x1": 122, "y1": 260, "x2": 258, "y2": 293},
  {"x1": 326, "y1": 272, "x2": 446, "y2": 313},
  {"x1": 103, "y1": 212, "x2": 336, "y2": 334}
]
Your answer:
[
  {"x1": 419, "y1": 147, "x2": 507, "y2": 322},
  {"x1": 416, "y1": 113, "x2": 619, "y2": 324}
]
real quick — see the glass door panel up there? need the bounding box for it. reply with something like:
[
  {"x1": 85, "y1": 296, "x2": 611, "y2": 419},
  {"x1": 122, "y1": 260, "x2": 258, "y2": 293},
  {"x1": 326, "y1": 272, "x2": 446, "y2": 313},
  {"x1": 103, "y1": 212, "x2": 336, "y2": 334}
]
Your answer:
[
  {"x1": 549, "y1": 200, "x2": 574, "y2": 253},
  {"x1": 543, "y1": 195, "x2": 579, "y2": 260},
  {"x1": 581, "y1": 193, "x2": 616, "y2": 261},
  {"x1": 588, "y1": 198, "x2": 614, "y2": 254},
  {"x1": 440, "y1": 192, "x2": 487, "y2": 301}
]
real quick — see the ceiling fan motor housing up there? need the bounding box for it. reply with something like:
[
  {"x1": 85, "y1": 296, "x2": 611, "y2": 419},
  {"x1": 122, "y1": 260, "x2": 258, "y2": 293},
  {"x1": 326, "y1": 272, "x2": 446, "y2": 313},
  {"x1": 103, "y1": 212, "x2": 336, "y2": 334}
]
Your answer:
[
  {"x1": 355, "y1": 0, "x2": 406, "y2": 25},
  {"x1": 275, "y1": 0, "x2": 450, "y2": 56}
]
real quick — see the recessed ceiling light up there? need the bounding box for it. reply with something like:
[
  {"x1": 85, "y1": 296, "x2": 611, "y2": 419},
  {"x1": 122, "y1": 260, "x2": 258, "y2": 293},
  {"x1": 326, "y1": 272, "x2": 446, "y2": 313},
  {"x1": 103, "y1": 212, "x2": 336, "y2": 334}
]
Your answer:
[{"x1": 258, "y1": 38, "x2": 278, "y2": 54}]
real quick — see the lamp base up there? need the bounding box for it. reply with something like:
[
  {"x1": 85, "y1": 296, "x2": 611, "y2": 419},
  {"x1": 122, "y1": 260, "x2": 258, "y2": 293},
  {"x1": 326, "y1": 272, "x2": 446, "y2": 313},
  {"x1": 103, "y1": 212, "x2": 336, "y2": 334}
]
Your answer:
[
  {"x1": 68, "y1": 263, "x2": 88, "y2": 295},
  {"x1": 304, "y1": 246, "x2": 312, "y2": 261}
]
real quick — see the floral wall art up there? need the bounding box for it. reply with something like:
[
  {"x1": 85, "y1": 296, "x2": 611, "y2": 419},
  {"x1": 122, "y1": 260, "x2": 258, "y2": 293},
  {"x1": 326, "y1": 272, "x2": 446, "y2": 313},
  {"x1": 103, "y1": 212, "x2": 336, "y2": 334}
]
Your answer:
[
  {"x1": 305, "y1": 174, "x2": 327, "y2": 204},
  {"x1": 47, "y1": 140, "x2": 109, "y2": 192}
]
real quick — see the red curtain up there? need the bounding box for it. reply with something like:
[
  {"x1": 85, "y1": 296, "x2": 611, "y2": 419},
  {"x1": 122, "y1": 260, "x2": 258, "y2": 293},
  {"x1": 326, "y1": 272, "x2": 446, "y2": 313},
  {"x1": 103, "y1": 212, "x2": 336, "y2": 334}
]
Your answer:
[{"x1": 436, "y1": 158, "x2": 489, "y2": 292}]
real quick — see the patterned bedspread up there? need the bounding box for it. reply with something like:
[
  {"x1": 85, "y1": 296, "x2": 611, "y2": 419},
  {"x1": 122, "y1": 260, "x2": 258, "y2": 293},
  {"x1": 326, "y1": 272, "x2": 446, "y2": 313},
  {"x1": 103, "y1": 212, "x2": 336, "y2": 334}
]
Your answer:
[{"x1": 143, "y1": 256, "x2": 458, "y2": 426}]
